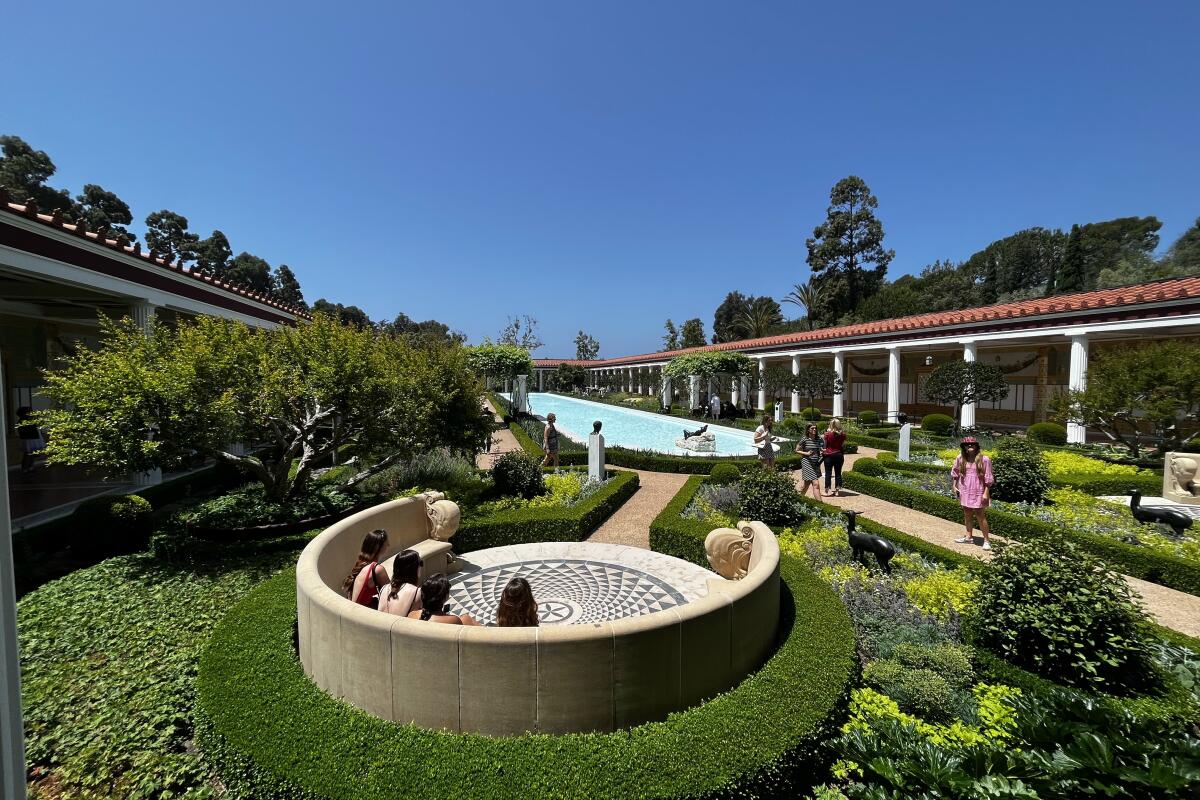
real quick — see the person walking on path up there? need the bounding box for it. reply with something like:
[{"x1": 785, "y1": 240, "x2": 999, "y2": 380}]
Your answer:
[
  {"x1": 753, "y1": 415, "x2": 777, "y2": 470},
  {"x1": 709, "y1": 392, "x2": 722, "y2": 420},
  {"x1": 822, "y1": 418, "x2": 846, "y2": 497},
  {"x1": 542, "y1": 412, "x2": 560, "y2": 469},
  {"x1": 795, "y1": 423, "x2": 824, "y2": 500},
  {"x1": 952, "y1": 436, "x2": 994, "y2": 550}
]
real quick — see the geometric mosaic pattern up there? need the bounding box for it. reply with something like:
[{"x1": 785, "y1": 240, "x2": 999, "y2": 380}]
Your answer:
[{"x1": 447, "y1": 559, "x2": 689, "y2": 626}]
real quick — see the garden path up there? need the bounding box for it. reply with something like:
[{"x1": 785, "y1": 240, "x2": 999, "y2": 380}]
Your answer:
[
  {"x1": 805, "y1": 470, "x2": 1200, "y2": 637},
  {"x1": 475, "y1": 400, "x2": 523, "y2": 469},
  {"x1": 587, "y1": 469, "x2": 689, "y2": 549}
]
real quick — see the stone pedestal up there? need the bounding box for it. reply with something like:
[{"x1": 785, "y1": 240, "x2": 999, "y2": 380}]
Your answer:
[
  {"x1": 588, "y1": 432, "x2": 606, "y2": 482},
  {"x1": 773, "y1": 402, "x2": 783, "y2": 422},
  {"x1": 898, "y1": 423, "x2": 914, "y2": 462},
  {"x1": 688, "y1": 375, "x2": 701, "y2": 410},
  {"x1": 514, "y1": 374, "x2": 529, "y2": 414},
  {"x1": 661, "y1": 376, "x2": 673, "y2": 410}
]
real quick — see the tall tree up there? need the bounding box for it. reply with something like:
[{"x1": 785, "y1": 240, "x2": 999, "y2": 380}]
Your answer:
[
  {"x1": 782, "y1": 280, "x2": 825, "y2": 330},
  {"x1": 225, "y1": 252, "x2": 273, "y2": 294},
  {"x1": 498, "y1": 314, "x2": 543, "y2": 352},
  {"x1": 680, "y1": 318, "x2": 706, "y2": 348},
  {"x1": 712, "y1": 291, "x2": 749, "y2": 343},
  {"x1": 855, "y1": 280, "x2": 926, "y2": 322},
  {"x1": 734, "y1": 296, "x2": 783, "y2": 339},
  {"x1": 805, "y1": 175, "x2": 894, "y2": 325},
  {"x1": 1055, "y1": 224, "x2": 1086, "y2": 294},
  {"x1": 917, "y1": 259, "x2": 979, "y2": 311},
  {"x1": 967, "y1": 227, "x2": 1065, "y2": 303},
  {"x1": 143, "y1": 210, "x2": 199, "y2": 265},
  {"x1": 312, "y1": 299, "x2": 373, "y2": 329},
  {"x1": 272, "y1": 264, "x2": 306, "y2": 307},
  {"x1": 663, "y1": 319, "x2": 680, "y2": 351},
  {"x1": 387, "y1": 313, "x2": 463, "y2": 346},
  {"x1": 574, "y1": 330, "x2": 600, "y2": 360},
  {"x1": 192, "y1": 230, "x2": 232, "y2": 277},
  {"x1": 0, "y1": 135, "x2": 74, "y2": 211},
  {"x1": 74, "y1": 184, "x2": 135, "y2": 244},
  {"x1": 792, "y1": 364, "x2": 844, "y2": 412},
  {"x1": 922, "y1": 361, "x2": 1009, "y2": 433},
  {"x1": 1078, "y1": 216, "x2": 1161, "y2": 290},
  {"x1": 1164, "y1": 218, "x2": 1200, "y2": 272}
]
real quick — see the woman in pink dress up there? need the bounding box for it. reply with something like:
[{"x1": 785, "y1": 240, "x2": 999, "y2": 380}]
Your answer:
[{"x1": 951, "y1": 437, "x2": 994, "y2": 550}]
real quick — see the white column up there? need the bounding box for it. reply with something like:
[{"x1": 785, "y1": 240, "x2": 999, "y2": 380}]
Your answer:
[
  {"x1": 688, "y1": 375, "x2": 701, "y2": 409},
  {"x1": 832, "y1": 351, "x2": 845, "y2": 418},
  {"x1": 886, "y1": 347, "x2": 901, "y2": 423},
  {"x1": 661, "y1": 375, "x2": 673, "y2": 410},
  {"x1": 960, "y1": 340, "x2": 977, "y2": 430},
  {"x1": 1067, "y1": 334, "x2": 1089, "y2": 444},
  {"x1": 538, "y1": 370, "x2": 545, "y2": 391},
  {"x1": 627, "y1": 368, "x2": 633, "y2": 393},
  {"x1": 730, "y1": 377, "x2": 739, "y2": 406},
  {"x1": 756, "y1": 358, "x2": 766, "y2": 411},
  {"x1": 791, "y1": 356, "x2": 801, "y2": 414},
  {"x1": 0, "y1": 357, "x2": 29, "y2": 800},
  {"x1": 130, "y1": 301, "x2": 162, "y2": 488}
]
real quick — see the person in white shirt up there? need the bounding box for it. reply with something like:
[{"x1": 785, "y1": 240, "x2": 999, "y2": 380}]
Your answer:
[{"x1": 753, "y1": 415, "x2": 776, "y2": 470}]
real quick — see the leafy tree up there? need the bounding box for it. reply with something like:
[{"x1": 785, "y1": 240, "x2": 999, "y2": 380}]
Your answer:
[
  {"x1": 1053, "y1": 224, "x2": 1086, "y2": 295},
  {"x1": 753, "y1": 363, "x2": 800, "y2": 407},
  {"x1": 311, "y1": 298, "x2": 373, "y2": 329},
  {"x1": 805, "y1": 176, "x2": 894, "y2": 325},
  {"x1": 663, "y1": 350, "x2": 753, "y2": 382},
  {"x1": 679, "y1": 318, "x2": 706, "y2": 348},
  {"x1": 144, "y1": 209, "x2": 200, "y2": 265},
  {"x1": 192, "y1": 230, "x2": 232, "y2": 277},
  {"x1": 916, "y1": 259, "x2": 979, "y2": 311},
  {"x1": 782, "y1": 280, "x2": 825, "y2": 330},
  {"x1": 734, "y1": 296, "x2": 784, "y2": 339},
  {"x1": 792, "y1": 364, "x2": 844, "y2": 412},
  {"x1": 499, "y1": 314, "x2": 543, "y2": 352},
  {"x1": 272, "y1": 264, "x2": 306, "y2": 307},
  {"x1": 385, "y1": 313, "x2": 463, "y2": 346},
  {"x1": 662, "y1": 319, "x2": 680, "y2": 351},
  {"x1": 574, "y1": 330, "x2": 600, "y2": 360},
  {"x1": 967, "y1": 227, "x2": 1064, "y2": 304},
  {"x1": 35, "y1": 314, "x2": 489, "y2": 501},
  {"x1": 712, "y1": 291, "x2": 749, "y2": 343},
  {"x1": 1164, "y1": 217, "x2": 1200, "y2": 272},
  {"x1": 1078, "y1": 216, "x2": 1161, "y2": 290},
  {"x1": 0, "y1": 134, "x2": 74, "y2": 211},
  {"x1": 225, "y1": 252, "x2": 273, "y2": 294},
  {"x1": 855, "y1": 280, "x2": 926, "y2": 322},
  {"x1": 74, "y1": 184, "x2": 135, "y2": 244},
  {"x1": 1095, "y1": 250, "x2": 1198, "y2": 289},
  {"x1": 922, "y1": 361, "x2": 1009, "y2": 432},
  {"x1": 1050, "y1": 341, "x2": 1200, "y2": 456},
  {"x1": 466, "y1": 342, "x2": 533, "y2": 380},
  {"x1": 551, "y1": 364, "x2": 587, "y2": 391}
]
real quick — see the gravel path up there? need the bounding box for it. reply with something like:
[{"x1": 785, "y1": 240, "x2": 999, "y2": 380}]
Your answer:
[
  {"x1": 804, "y1": 456, "x2": 1200, "y2": 637},
  {"x1": 475, "y1": 400, "x2": 525, "y2": 469},
  {"x1": 587, "y1": 470, "x2": 689, "y2": 549}
]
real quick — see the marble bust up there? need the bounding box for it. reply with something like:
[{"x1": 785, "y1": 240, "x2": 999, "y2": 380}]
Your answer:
[{"x1": 1165, "y1": 452, "x2": 1200, "y2": 506}]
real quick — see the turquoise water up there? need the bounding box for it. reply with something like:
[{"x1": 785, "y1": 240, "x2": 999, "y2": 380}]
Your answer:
[{"x1": 508, "y1": 393, "x2": 761, "y2": 457}]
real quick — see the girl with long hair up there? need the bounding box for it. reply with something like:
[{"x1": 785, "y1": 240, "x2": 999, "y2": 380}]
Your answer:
[
  {"x1": 795, "y1": 422, "x2": 824, "y2": 500},
  {"x1": 496, "y1": 577, "x2": 539, "y2": 627},
  {"x1": 343, "y1": 529, "x2": 391, "y2": 608},
  {"x1": 822, "y1": 417, "x2": 846, "y2": 497},
  {"x1": 377, "y1": 549, "x2": 423, "y2": 616},
  {"x1": 951, "y1": 437, "x2": 994, "y2": 550},
  {"x1": 406, "y1": 575, "x2": 480, "y2": 626}
]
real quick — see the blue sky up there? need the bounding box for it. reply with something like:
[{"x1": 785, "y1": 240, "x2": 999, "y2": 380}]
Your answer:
[{"x1": 3, "y1": 1, "x2": 1198, "y2": 357}]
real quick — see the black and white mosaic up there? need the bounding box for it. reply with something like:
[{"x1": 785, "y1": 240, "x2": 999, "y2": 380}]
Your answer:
[{"x1": 448, "y1": 558, "x2": 691, "y2": 625}]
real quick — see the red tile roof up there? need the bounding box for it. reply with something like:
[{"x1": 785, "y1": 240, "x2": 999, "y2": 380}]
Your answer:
[
  {"x1": 533, "y1": 358, "x2": 600, "y2": 367},
  {"x1": 553, "y1": 276, "x2": 1200, "y2": 367},
  {"x1": 0, "y1": 189, "x2": 310, "y2": 319}
]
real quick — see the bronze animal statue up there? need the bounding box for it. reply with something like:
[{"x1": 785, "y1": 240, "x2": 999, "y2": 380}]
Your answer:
[
  {"x1": 1129, "y1": 490, "x2": 1193, "y2": 538},
  {"x1": 846, "y1": 510, "x2": 895, "y2": 573},
  {"x1": 683, "y1": 424, "x2": 709, "y2": 440}
]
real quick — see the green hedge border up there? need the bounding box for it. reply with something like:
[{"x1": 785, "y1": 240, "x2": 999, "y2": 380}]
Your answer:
[
  {"x1": 196, "y1": 489, "x2": 858, "y2": 798},
  {"x1": 841, "y1": 463, "x2": 1200, "y2": 597}
]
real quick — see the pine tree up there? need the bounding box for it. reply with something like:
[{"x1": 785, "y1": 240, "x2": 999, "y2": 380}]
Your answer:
[
  {"x1": 805, "y1": 176, "x2": 894, "y2": 325},
  {"x1": 1055, "y1": 225, "x2": 1086, "y2": 294}
]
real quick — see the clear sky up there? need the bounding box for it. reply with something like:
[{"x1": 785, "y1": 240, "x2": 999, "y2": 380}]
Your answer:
[{"x1": 3, "y1": 1, "x2": 1198, "y2": 357}]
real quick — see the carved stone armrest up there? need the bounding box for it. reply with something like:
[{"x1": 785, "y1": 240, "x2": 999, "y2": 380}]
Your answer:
[
  {"x1": 426, "y1": 494, "x2": 461, "y2": 542},
  {"x1": 705, "y1": 522, "x2": 754, "y2": 580}
]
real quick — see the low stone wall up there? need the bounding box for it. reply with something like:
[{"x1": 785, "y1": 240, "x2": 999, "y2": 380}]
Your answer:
[{"x1": 296, "y1": 495, "x2": 780, "y2": 735}]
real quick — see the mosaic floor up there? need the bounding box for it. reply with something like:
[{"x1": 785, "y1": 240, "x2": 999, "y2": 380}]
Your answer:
[{"x1": 446, "y1": 541, "x2": 719, "y2": 626}]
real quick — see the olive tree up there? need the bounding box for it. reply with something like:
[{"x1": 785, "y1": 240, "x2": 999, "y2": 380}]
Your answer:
[
  {"x1": 792, "y1": 364, "x2": 844, "y2": 412},
  {"x1": 36, "y1": 314, "x2": 490, "y2": 500},
  {"x1": 465, "y1": 341, "x2": 533, "y2": 382},
  {"x1": 922, "y1": 361, "x2": 1009, "y2": 433}
]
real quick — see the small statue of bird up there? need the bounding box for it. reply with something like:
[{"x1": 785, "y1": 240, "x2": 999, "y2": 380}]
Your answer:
[{"x1": 1129, "y1": 490, "x2": 1194, "y2": 538}]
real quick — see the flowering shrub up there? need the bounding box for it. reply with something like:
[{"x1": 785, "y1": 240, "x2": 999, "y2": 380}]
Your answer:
[
  {"x1": 1040, "y1": 449, "x2": 1141, "y2": 478},
  {"x1": 681, "y1": 482, "x2": 741, "y2": 527},
  {"x1": 841, "y1": 683, "x2": 1021, "y2": 748},
  {"x1": 902, "y1": 570, "x2": 978, "y2": 620}
]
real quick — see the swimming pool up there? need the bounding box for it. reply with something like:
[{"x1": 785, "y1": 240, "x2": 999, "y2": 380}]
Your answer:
[{"x1": 509, "y1": 392, "x2": 762, "y2": 457}]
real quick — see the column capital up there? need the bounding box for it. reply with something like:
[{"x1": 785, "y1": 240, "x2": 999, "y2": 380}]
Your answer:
[{"x1": 1067, "y1": 330, "x2": 1091, "y2": 341}]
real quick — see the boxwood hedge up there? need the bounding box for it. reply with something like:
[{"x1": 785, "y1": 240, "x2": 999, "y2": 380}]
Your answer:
[
  {"x1": 871, "y1": 451, "x2": 1163, "y2": 496},
  {"x1": 841, "y1": 467, "x2": 1200, "y2": 597},
  {"x1": 196, "y1": 504, "x2": 858, "y2": 798}
]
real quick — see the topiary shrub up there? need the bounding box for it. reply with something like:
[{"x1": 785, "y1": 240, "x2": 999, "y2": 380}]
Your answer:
[
  {"x1": 737, "y1": 469, "x2": 806, "y2": 526},
  {"x1": 490, "y1": 451, "x2": 545, "y2": 499},
  {"x1": 858, "y1": 410, "x2": 878, "y2": 425},
  {"x1": 920, "y1": 413, "x2": 956, "y2": 436},
  {"x1": 708, "y1": 463, "x2": 740, "y2": 485},
  {"x1": 1027, "y1": 422, "x2": 1068, "y2": 445},
  {"x1": 70, "y1": 494, "x2": 153, "y2": 556},
  {"x1": 861, "y1": 661, "x2": 957, "y2": 722},
  {"x1": 801, "y1": 407, "x2": 822, "y2": 421},
  {"x1": 973, "y1": 537, "x2": 1158, "y2": 695},
  {"x1": 990, "y1": 436, "x2": 1050, "y2": 504}
]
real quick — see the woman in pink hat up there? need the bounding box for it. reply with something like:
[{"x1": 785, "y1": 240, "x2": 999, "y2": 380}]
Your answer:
[{"x1": 951, "y1": 437, "x2": 994, "y2": 550}]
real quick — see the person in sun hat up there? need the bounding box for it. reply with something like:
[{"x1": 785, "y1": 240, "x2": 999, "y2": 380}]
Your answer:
[{"x1": 951, "y1": 436, "x2": 994, "y2": 550}]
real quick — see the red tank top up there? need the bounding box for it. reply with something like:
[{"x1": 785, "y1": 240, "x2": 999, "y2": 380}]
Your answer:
[{"x1": 353, "y1": 562, "x2": 379, "y2": 607}]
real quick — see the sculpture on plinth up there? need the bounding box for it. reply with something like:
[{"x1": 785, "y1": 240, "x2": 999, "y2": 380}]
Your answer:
[
  {"x1": 1165, "y1": 453, "x2": 1200, "y2": 506},
  {"x1": 846, "y1": 510, "x2": 894, "y2": 573},
  {"x1": 426, "y1": 493, "x2": 461, "y2": 542},
  {"x1": 1129, "y1": 490, "x2": 1193, "y2": 538},
  {"x1": 683, "y1": 424, "x2": 708, "y2": 440},
  {"x1": 705, "y1": 523, "x2": 754, "y2": 579},
  {"x1": 588, "y1": 421, "x2": 606, "y2": 482}
]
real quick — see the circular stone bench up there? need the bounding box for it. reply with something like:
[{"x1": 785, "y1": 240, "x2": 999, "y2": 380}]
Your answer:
[{"x1": 296, "y1": 493, "x2": 780, "y2": 735}]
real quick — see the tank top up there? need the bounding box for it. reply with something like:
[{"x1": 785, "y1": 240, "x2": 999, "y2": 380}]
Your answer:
[{"x1": 352, "y1": 562, "x2": 379, "y2": 607}]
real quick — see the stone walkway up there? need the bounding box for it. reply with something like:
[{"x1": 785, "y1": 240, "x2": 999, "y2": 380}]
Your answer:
[
  {"x1": 475, "y1": 400, "x2": 524, "y2": 469},
  {"x1": 802, "y1": 454, "x2": 1200, "y2": 637},
  {"x1": 587, "y1": 469, "x2": 689, "y2": 548}
]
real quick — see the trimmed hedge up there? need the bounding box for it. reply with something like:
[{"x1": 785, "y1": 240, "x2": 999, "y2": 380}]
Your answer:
[
  {"x1": 869, "y1": 452, "x2": 1163, "y2": 497},
  {"x1": 455, "y1": 469, "x2": 639, "y2": 551},
  {"x1": 846, "y1": 432, "x2": 934, "y2": 452},
  {"x1": 841, "y1": 468, "x2": 1200, "y2": 596},
  {"x1": 920, "y1": 413, "x2": 956, "y2": 436},
  {"x1": 1027, "y1": 422, "x2": 1068, "y2": 445},
  {"x1": 197, "y1": 492, "x2": 858, "y2": 798}
]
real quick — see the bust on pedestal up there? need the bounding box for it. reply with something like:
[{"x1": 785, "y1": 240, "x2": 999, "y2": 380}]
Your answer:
[
  {"x1": 897, "y1": 414, "x2": 913, "y2": 462},
  {"x1": 588, "y1": 421, "x2": 606, "y2": 482}
]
